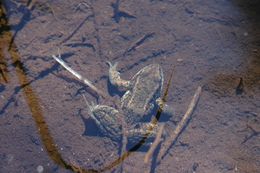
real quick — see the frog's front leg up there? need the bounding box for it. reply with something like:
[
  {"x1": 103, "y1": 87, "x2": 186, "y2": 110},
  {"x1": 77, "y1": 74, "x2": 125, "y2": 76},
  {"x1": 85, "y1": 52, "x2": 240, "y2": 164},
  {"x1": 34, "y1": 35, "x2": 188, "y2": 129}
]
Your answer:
[
  {"x1": 106, "y1": 61, "x2": 131, "y2": 91},
  {"x1": 156, "y1": 98, "x2": 175, "y2": 116}
]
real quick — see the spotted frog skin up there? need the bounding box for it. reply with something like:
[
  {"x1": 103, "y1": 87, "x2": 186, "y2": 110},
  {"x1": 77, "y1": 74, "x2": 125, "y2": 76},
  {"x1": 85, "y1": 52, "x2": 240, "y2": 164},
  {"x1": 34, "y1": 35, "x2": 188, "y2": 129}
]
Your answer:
[
  {"x1": 86, "y1": 62, "x2": 166, "y2": 141},
  {"x1": 109, "y1": 62, "x2": 164, "y2": 125}
]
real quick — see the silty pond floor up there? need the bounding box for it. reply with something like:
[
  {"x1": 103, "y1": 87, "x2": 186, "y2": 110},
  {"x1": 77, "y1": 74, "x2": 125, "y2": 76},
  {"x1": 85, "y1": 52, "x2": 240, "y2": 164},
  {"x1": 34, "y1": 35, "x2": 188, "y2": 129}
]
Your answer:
[{"x1": 0, "y1": 0, "x2": 259, "y2": 173}]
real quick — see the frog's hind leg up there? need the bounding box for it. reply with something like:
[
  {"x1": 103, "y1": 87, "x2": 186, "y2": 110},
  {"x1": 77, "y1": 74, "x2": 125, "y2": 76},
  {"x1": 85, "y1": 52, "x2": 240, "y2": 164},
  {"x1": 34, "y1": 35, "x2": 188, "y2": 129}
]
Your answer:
[
  {"x1": 82, "y1": 95, "x2": 122, "y2": 140},
  {"x1": 106, "y1": 61, "x2": 131, "y2": 91}
]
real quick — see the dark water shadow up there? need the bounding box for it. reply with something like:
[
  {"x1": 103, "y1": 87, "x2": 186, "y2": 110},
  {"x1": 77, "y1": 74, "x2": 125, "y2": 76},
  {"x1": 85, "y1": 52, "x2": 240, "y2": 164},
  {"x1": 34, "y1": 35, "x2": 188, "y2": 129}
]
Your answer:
[
  {"x1": 2, "y1": 0, "x2": 34, "y2": 50},
  {"x1": 226, "y1": 1, "x2": 259, "y2": 88},
  {"x1": 77, "y1": 108, "x2": 103, "y2": 138},
  {"x1": 107, "y1": 77, "x2": 125, "y2": 97},
  {"x1": 111, "y1": 0, "x2": 136, "y2": 23},
  {"x1": 203, "y1": 1, "x2": 260, "y2": 102}
]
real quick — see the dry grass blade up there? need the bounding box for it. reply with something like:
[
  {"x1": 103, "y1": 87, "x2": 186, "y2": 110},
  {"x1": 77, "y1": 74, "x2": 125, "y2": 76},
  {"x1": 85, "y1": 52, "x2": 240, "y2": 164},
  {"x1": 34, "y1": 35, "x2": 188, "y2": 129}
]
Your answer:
[
  {"x1": 158, "y1": 86, "x2": 202, "y2": 161},
  {"x1": 52, "y1": 54, "x2": 106, "y2": 98}
]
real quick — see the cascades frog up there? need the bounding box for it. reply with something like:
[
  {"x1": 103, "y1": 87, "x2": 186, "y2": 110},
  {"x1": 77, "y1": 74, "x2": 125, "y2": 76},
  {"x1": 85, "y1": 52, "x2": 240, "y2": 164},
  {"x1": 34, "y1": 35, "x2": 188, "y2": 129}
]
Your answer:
[{"x1": 85, "y1": 62, "x2": 170, "y2": 141}]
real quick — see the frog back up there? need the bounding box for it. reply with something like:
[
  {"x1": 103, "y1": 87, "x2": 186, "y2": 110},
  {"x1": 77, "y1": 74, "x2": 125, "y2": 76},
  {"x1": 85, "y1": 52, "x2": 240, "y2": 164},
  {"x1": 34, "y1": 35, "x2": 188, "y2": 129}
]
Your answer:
[{"x1": 122, "y1": 64, "x2": 163, "y2": 124}]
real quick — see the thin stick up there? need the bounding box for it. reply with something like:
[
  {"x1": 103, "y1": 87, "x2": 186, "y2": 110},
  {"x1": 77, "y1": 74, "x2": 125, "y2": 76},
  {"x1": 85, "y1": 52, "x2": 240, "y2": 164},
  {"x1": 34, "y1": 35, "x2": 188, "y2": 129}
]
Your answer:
[
  {"x1": 52, "y1": 53, "x2": 106, "y2": 98},
  {"x1": 158, "y1": 86, "x2": 202, "y2": 161},
  {"x1": 119, "y1": 119, "x2": 128, "y2": 173},
  {"x1": 123, "y1": 33, "x2": 154, "y2": 56},
  {"x1": 144, "y1": 124, "x2": 165, "y2": 164},
  {"x1": 60, "y1": 14, "x2": 93, "y2": 44}
]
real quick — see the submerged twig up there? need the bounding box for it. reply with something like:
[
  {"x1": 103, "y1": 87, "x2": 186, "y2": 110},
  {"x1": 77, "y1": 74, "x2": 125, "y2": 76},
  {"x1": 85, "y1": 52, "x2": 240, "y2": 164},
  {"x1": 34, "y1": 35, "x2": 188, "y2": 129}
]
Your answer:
[
  {"x1": 158, "y1": 86, "x2": 202, "y2": 161},
  {"x1": 241, "y1": 124, "x2": 260, "y2": 144},
  {"x1": 144, "y1": 124, "x2": 165, "y2": 164},
  {"x1": 0, "y1": 65, "x2": 8, "y2": 83},
  {"x1": 119, "y1": 115, "x2": 128, "y2": 173},
  {"x1": 60, "y1": 14, "x2": 93, "y2": 44},
  {"x1": 52, "y1": 52, "x2": 106, "y2": 98},
  {"x1": 123, "y1": 33, "x2": 154, "y2": 56}
]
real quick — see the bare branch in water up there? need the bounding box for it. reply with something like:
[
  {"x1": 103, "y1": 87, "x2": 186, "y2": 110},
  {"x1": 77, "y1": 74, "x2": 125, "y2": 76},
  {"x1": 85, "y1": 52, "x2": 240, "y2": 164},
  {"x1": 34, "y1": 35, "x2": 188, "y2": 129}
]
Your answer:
[
  {"x1": 144, "y1": 124, "x2": 165, "y2": 173},
  {"x1": 52, "y1": 52, "x2": 106, "y2": 98},
  {"x1": 144, "y1": 124, "x2": 165, "y2": 164},
  {"x1": 158, "y1": 86, "x2": 202, "y2": 161}
]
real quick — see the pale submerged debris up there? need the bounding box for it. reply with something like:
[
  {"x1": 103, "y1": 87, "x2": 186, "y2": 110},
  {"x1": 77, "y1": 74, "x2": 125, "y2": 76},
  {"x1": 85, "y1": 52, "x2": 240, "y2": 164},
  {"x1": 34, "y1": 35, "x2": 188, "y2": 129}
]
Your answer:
[
  {"x1": 52, "y1": 52, "x2": 105, "y2": 98},
  {"x1": 37, "y1": 165, "x2": 44, "y2": 173}
]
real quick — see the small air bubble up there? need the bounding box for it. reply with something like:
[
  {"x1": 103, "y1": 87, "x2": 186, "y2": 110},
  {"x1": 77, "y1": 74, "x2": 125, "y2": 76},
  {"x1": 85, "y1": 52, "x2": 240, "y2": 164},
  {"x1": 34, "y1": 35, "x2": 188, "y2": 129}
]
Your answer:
[{"x1": 37, "y1": 165, "x2": 44, "y2": 173}]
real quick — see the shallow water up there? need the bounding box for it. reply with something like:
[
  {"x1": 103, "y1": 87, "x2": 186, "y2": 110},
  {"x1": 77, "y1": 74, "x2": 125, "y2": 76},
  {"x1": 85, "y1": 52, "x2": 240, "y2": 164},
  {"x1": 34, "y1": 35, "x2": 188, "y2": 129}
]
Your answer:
[{"x1": 0, "y1": 0, "x2": 259, "y2": 173}]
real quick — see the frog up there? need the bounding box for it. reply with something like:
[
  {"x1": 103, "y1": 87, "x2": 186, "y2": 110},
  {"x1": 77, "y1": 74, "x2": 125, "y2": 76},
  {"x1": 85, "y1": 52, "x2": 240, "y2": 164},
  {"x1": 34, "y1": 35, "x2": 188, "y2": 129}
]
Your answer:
[
  {"x1": 51, "y1": 52, "x2": 170, "y2": 141},
  {"x1": 85, "y1": 61, "x2": 171, "y2": 141},
  {"x1": 84, "y1": 99, "x2": 161, "y2": 141},
  {"x1": 107, "y1": 61, "x2": 164, "y2": 125}
]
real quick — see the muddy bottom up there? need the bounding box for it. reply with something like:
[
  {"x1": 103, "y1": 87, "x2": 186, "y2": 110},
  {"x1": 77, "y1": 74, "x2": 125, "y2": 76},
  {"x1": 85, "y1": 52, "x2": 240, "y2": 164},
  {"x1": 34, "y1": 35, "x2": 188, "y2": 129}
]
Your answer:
[{"x1": 0, "y1": 0, "x2": 259, "y2": 173}]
